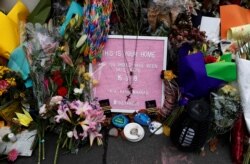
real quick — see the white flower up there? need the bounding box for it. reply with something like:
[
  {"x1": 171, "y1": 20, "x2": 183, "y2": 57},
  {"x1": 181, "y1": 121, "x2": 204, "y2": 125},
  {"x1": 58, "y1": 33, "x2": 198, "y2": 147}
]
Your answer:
[
  {"x1": 67, "y1": 131, "x2": 73, "y2": 138},
  {"x1": 50, "y1": 96, "x2": 63, "y2": 105},
  {"x1": 74, "y1": 88, "x2": 83, "y2": 95},
  {"x1": 39, "y1": 104, "x2": 47, "y2": 116}
]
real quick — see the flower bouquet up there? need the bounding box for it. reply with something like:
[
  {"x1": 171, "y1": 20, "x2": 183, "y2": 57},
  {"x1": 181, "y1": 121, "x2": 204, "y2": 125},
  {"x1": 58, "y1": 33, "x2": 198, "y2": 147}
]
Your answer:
[
  {"x1": 178, "y1": 43, "x2": 237, "y2": 100},
  {"x1": 0, "y1": 66, "x2": 28, "y2": 124},
  {"x1": 21, "y1": 1, "x2": 113, "y2": 163},
  {"x1": 210, "y1": 84, "x2": 241, "y2": 135},
  {"x1": 40, "y1": 96, "x2": 105, "y2": 164}
]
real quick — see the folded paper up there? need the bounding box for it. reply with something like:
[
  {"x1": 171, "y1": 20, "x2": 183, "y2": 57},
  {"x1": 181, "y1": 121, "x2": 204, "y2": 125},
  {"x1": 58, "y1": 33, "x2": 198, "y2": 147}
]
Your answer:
[
  {"x1": 59, "y1": 1, "x2": 83, "y2": 35},
  {"x1": 7, "y1": 1, "x2": 29, "y2": 25},
  {"x1": 178, "y1": 43, "x2": 225, "y2": 99},
  {"x1": 205, "y1": 54, "x2": 237, "y2": 82},
  {"x1": 200, "y1": 16, "x2": 220, "y2": 43},
  {"x1": 8, "y1": 45, "x2": 32, "y2": 88},
  {"x1": 0, "y1": 1, "x2": 29, "y2": 59},
  {"x1": 227, "y1": 24, "x2": 250, "y2": 40},
  {"x1": 220, "y1": 5, "x2": 250, "y2": 39}
]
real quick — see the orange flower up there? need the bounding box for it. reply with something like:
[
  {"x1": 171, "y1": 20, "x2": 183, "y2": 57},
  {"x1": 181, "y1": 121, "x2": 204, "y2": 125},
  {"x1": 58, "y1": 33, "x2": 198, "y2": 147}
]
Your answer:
[{"x1": 162, "y1": 70, "x2": 176, "y2": 81}]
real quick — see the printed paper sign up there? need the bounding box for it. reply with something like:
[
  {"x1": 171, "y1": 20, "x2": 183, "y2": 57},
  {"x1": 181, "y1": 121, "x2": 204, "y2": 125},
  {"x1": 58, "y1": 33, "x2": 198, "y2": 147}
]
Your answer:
[{"x1": 93, "y1": 35, "x2": 167, "y2": 113}]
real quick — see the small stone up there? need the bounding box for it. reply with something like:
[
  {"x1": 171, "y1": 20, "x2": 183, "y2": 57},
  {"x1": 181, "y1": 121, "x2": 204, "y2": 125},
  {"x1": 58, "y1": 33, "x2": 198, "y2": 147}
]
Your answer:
[
  {"x1": 108, "y1": 128, "x2": 119, "y2": 137},
  {"x1": 209, "y1": 137, "x2": 219, "y2": 152},
  {"x1": 200, "y1": 149, "x2": 206, "y2": 157},
  {"x1": 209, "y1": 137, "x2": 219, "y2": 153},
  {"x1": 163, "y1": 125, "x2": 171, "y2": 137}
]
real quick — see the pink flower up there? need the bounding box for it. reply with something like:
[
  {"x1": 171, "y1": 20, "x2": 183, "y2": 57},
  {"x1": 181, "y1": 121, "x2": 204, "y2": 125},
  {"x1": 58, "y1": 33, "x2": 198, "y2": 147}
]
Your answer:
[
  {"x1": 54, "y1": 103, "x2": 71, "y2": 123},
  {"x1": 0, "y1": 80, "x2": 9, "y2": 90},
  {"x1": 59, "y1": 52, "x2": 74, "y2": 67},
  {"x1": 69, "y1": 101, "x2": 92, "y2": 115},
  {"x1": 78, "y1": 109, "x2": 105, "y2": 145},
  {"x1": 89, "y1": 131, "x2": 102, "y2": 146},
  {"x1": 39, "y1": 104, "x2": 47, "y2": 116},
  {"x1": 73, "y1": 128, "x2": 79, "y2": 140},
  {"x1": 50, "y1": 96, "x2": 63, "y2": 105},
  {"x1": 85, "y1": 109, "x2": 106, "y2": 123},
  {"x1": 43, "y1": 42, "x2": 58, "y2": 54},
  {"x1": 7, "y1": 149, "x2": 19, "y2": 162}
]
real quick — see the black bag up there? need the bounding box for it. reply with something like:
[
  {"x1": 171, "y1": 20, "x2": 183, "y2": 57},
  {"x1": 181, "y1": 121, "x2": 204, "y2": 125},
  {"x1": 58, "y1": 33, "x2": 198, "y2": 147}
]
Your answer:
[{"x1": 170, "y1": 99, "x2": 211, "y2": 152}]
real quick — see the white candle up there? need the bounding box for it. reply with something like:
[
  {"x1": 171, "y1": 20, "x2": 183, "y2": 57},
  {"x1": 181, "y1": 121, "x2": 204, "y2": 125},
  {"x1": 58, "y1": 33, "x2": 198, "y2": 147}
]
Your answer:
[{"x1": 8, "y1": 133, "x2": 17, "y2": 142}]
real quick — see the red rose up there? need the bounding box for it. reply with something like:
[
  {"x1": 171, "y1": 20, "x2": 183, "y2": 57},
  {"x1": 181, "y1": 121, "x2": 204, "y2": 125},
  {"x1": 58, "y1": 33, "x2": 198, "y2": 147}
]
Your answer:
[
  {"x1": 57, "y1": 86, "x2": 68, "y2": 96},
  {"x1": 54, "y1": 77, "x2": 64, "y2": 87},
  {"x1": 52, "y1": 70, "x2": 61, "y2": 77},
  {"x1": 204, "y1": 55, "x2": 217, "y2": 64},
  {"x1": 73, "y1": 78, "x2": 78, "y2": 85}
]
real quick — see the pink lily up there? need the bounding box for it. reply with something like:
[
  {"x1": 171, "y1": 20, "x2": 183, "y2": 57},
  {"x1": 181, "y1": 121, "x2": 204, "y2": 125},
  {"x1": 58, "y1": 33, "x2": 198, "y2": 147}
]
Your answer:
[
  {"x1": 54, "y1": 103, "x2": 71, "y2": 123},
  {"x1": 78, "y1": 121, "x2": 89, "y2": 139},
  {"x1": 77, "y1": 109, "x2": 105, "y2": 145},
  {"x1": 59, "y1": 52, "x2": 74, "y2": 67},
  {"x1": 88, "y1": 130, "x2": 102, "y2": 146},
  {"x1": 69, "y1": 101, "x2": 92, "y2": 115},
  {"x1": 84, "y1": 109, "x2": 106, "y2": 124},
  {"x1": 73, "y1": 128, "x2": 79, "y2": 140},
  {"x1": 43, "y1": 42, "x2": 58, "y2": 54}
]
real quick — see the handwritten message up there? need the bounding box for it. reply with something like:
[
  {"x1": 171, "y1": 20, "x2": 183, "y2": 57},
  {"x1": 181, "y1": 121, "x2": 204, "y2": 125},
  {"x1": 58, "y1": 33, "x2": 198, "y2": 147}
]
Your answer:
[{"x1": 93, "y1": 35, "x2": 167, "y2": 112}]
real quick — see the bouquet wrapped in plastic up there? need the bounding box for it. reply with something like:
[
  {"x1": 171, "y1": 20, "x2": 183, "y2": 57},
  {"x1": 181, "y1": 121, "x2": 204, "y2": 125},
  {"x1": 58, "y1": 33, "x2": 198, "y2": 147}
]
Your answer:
[{"x1": 178, "y1": 43, "x2": 236, "y2": 100}]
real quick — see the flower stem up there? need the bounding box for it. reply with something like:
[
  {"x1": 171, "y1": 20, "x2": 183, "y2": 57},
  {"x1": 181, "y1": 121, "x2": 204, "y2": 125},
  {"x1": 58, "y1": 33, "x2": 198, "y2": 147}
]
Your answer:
[
  {"x1": 38, "y1": 133, "x2": 41, "y2": 164},
  {"x1": 69, "y1": 137, "x2": 73, "y2": 150},
  {"x1": 243, "y1": 145, "x2": 250, "y2": 164},
  {"x1": 42, "y1": 123, "x2": 45, "y2": 160},
  {"x1": 54, "y1": 126, "x2": 64, "y2": 164}
]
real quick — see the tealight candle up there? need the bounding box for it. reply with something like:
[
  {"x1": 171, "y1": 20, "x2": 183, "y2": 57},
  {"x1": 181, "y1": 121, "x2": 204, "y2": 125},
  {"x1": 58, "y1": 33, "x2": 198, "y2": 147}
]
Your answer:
[{"x1": 8, "y1": 133, "x2": 17, "y2": 142}]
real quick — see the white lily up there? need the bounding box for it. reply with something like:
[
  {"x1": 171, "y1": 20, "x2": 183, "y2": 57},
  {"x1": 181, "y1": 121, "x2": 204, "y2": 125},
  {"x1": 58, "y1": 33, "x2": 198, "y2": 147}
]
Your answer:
[{"x1": 76, "y1": 34, "x2": 87, "y2": 48}]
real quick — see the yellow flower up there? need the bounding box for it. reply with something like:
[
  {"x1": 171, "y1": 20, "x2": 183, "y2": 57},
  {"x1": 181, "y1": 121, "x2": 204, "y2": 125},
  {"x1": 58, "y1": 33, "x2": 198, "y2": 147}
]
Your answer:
[
  {"x1": 78, "y1": 65, "x2": 85, "y2": 75},
  {"x1": 164, "y1": 70, "x2": 176, "y2": 81},
  {"x1": 220, "y1": 84, "x2": 237, "y2": 96},
  {"x1": 6, "y1": 78, "x2": 16, "y2": 86},
  {"x1": 0, "y1": 66, "x2": 10, "y2": 72},
  {"x1": 92, "y1": 79, "x2": 99, "y2": 87},
  {"x1": 83, "y1": 73, "x2": 91, "y2": 81},
  {"x1": 80, "y1": 83, "x2": 85, "y2": 89},
  {"x1": 19, "y1": 92, "x2": 25, "y2": 98},
  {"x1": 0, "y1": 66, "x2": 10, "y2": 78},
  {"x1": 0, "y1": 89, "x2": 6, "y2": 96}
]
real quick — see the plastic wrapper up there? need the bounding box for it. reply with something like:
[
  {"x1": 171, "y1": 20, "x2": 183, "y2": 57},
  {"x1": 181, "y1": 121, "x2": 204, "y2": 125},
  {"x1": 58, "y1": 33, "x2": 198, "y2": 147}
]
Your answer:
[
  {"x1": 210, "y1": 84, "x2": 241, "y2": 134},
  {"x1": 178, "y1": 43, "x2": 226, "y2": 99},
  {"x1": 236, "y1": 54, "x2": 250, "y2": 133},
  {"x1": 231, "y1": 114, "x2": 246, "y2": 164},
  {"x1": 24, "y1": 21, "x2": 60, "y2": 108}
]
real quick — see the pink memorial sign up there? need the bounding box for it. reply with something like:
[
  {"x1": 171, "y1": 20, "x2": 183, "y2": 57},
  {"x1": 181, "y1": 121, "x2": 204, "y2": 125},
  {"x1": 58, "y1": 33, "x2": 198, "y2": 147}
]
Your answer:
[{"x1": 93, "y1": 35, "x2": 167, "y2": 113}]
